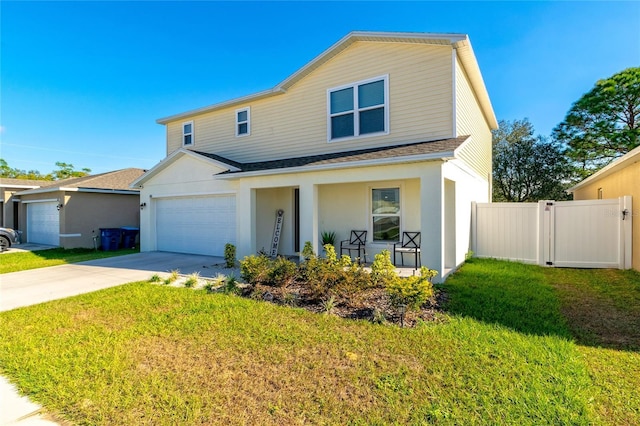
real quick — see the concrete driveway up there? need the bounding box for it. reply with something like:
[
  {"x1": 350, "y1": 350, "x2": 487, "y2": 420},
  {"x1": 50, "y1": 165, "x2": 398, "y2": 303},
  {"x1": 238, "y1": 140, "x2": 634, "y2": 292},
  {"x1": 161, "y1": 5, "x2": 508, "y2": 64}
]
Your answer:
[{"x1": 0, "y1": 252, "x2": 225, "y2": 312}]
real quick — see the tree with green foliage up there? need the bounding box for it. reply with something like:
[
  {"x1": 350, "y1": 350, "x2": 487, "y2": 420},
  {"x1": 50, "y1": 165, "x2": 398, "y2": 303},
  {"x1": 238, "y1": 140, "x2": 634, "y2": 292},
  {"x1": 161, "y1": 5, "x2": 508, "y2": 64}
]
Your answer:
[
  {"x1": 0, "y1": 158, "x2": 91, "y2": 180},
  {"x1": 52, "y1": 162, "x2": 91, "y2": 180},
  {"x1": 493, "y1": 119, "x2": 572, "y2": 202},
  {"x1": 0, "y1": 158, "x2": 52, "y2": 180},
  {"x1": 553, "y1": 67, "x2": 640, "y2": 179}
]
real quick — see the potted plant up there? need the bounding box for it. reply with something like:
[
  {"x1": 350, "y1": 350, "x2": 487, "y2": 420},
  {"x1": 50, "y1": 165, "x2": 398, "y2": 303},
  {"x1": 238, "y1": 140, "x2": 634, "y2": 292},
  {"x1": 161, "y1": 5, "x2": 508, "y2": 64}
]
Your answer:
[{"x1": 321, "y1": 231, "x2": 336, "y2": 247}]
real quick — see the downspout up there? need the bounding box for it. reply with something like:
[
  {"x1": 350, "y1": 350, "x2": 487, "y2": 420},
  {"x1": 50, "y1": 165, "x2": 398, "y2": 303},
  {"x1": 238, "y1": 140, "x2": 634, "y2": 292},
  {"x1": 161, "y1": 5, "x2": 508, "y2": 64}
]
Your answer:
[{"x1": 451, "y1": 47, "x2": 457, "y2": 138}]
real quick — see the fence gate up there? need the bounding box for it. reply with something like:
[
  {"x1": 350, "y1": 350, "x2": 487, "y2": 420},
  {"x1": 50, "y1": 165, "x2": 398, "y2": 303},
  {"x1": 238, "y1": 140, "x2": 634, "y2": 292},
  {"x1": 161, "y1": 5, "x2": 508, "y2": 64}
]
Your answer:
[{"x1": 472, "y1": 196, "x2": 632, "y2": 269}]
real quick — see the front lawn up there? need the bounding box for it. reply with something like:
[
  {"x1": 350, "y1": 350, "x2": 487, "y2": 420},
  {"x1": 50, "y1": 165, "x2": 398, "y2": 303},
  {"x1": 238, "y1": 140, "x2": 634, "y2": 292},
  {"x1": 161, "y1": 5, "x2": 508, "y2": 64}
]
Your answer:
[
  {"x1": 0, "y1": 247, "x2": 139, "y2": 274},
  {"x1": 0, "y1": 258, "x2": 638, "y2": 425}
]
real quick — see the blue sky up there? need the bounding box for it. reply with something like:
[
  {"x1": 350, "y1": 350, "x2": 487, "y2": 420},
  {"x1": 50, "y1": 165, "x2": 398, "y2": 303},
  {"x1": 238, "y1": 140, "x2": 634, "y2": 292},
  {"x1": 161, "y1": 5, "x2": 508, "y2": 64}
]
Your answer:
[{"x1": 1, "y1": 1, "x2": 639, "y2": 175}]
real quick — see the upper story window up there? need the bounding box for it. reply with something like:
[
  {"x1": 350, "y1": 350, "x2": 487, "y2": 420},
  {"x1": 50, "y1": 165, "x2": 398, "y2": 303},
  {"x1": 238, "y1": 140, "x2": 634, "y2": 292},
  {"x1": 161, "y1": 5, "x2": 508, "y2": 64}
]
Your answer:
[
  {"x1": 182, "y1": 121, "x2": 194, "y2": 146},
  {"x1": 328, "y1": 75, "x2": 389, "y2": 141},
  {"x1": 236, "y1": 107, "x2": 250, "y2": 137}
]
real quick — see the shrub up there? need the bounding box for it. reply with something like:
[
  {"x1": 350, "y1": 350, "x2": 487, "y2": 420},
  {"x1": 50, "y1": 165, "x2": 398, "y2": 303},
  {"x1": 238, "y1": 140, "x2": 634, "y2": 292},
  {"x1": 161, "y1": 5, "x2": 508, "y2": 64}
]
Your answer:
[
  {"x1": 163, "y1": 269, "x2": 180, "y2": 285},
  {"x1": 386, "y1": 267, "x2": 437, "y2": 311},
  {"x1": 239, "y1": 255, "x2": 297, "y2": 287},
  {"x1": 321, "y1": 296, "x2": 337, "y2": 315},
  {"x1": 203, "y1": 274, "x2": 227, "y2": 293},
  {"x1": 223, "y1": 275, "x2": 241, "y2": 295},
  {"x1": 302, "y1": 241, "x2": 315, "y2": 259},
  {"x1": 224, "y1": 243, "x2": 237, "y2": 268},
  {"x1": 300, "y1": 246, "x2": 371, "y2": 302},
  {"x1": 240, "y1": 255, "x2": 272, "y2": 286},
  {"x1": 370, "y1": 250, "x2": 397, "y2": 287},
  {"x1": 267, "y1": 256, "x2": 297, "y2": 288},
  {"x1": 148, "y1": 274, "x2": 161, "y2": 283},
  {"x1": 184, "y1": 272, "x2": 200, "y2": 288}
]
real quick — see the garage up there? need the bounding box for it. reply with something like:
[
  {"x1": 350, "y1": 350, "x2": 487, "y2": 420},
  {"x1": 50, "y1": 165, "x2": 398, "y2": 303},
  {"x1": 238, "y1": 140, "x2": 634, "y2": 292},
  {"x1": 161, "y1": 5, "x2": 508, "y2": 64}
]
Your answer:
[
  {"x1": 155, "y1": 195, "x2": 236, "y2": 256},
  {"x1": 26, "y1": 201, "x2": 60, "y2": 246}
]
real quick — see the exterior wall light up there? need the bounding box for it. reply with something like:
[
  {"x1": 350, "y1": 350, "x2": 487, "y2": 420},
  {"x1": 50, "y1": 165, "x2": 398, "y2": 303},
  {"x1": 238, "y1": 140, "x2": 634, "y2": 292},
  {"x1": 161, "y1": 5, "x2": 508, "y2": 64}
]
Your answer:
[
  {"x1": 140, "y1": 202, "x2": 147, "y2": 210},
  {"x1": 57, "y1": 203, "x2": 63, "y2": 211}
]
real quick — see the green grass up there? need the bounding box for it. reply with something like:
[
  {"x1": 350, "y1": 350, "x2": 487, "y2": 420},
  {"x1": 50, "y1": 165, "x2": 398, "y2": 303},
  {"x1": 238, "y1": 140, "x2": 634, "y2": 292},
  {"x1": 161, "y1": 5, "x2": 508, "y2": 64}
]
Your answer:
[
  {"x1": 0, "y1": 247, "x2": 139, "y2": 274},
  {"x1": 0, "y1": 258, "x2": 638, "y2": 425}
]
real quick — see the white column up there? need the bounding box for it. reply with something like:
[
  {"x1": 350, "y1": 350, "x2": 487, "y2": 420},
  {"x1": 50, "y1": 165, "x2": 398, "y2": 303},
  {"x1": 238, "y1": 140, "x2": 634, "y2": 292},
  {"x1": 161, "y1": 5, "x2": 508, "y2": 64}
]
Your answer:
[
  {"x1": 420, "y1": 168, "x2": 443, "y2": 282},
  {"x1": 298, "y1": 182, "x2": 318, "y2": 258},
  {"x1": 236, "y1": 184, "x2": 256, "y2": 258}
]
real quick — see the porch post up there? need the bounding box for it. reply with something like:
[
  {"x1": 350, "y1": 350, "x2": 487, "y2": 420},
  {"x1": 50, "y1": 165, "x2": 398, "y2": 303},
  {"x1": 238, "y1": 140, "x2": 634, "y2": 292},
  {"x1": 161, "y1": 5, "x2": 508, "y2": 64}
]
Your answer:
[
  {"x1": 420, "y1": 170, "x2": 443, "y2": 282},
  {"x1": 298, "y1": 182, "x2": 318, "y2": 258},
  {"x1": 236, "y1": 184, "x2": 256, "y2": 259}
]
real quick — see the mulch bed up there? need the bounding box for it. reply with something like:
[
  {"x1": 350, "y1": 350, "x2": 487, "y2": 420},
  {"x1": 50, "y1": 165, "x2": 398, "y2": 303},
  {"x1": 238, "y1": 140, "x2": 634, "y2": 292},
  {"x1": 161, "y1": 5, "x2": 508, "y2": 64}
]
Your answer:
[{"x1": 243, "y1": 282, "x2": 448, "y2": 328}]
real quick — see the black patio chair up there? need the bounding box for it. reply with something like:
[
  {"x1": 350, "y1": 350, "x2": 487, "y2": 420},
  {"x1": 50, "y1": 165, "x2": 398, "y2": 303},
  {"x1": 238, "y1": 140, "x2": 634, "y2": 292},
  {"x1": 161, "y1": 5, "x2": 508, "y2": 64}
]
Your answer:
[
  {"x1": 340, "y1": 230, "x2": 368, "y2": 263},
  {"x1": 393, "y1": 231, "x2": 421, "y2": 269}
]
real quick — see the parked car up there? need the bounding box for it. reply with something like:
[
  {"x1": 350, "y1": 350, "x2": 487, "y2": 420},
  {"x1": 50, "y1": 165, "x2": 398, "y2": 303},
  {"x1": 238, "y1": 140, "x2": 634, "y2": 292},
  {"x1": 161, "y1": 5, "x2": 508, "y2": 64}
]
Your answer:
[{"x1": 0, "y1": 227, "x2": 21, "y2": 251}]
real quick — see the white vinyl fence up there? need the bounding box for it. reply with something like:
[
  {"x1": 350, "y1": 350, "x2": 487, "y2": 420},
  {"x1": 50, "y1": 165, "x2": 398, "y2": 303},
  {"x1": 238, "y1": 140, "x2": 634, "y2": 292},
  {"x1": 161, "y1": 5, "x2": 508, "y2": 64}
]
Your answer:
[{"x1": 472, "y1": 197, "x2": 633, "y2": 269}]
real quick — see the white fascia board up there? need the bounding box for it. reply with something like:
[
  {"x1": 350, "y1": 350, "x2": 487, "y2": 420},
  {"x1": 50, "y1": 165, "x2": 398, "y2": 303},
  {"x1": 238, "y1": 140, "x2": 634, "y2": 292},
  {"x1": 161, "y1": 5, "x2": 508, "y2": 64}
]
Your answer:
[
  {"x1": 74, "y1": 188, "x2": 139, "y2": 195},
  {"x1": 13, "y1": 187, "x2": 62, "y2": 196},
  {"x1": 156, "y1": 88, "x2": 285, "y2": 124},
  {"x1": 0, "y1": 184, "x2": 41, "y2": 189},
  {"x1": 452, "y1": 40, "x2": 498, "y2": 130},
  {"x1": 216, "y1": 152, "x2": 454, "y2": 180},
  {"x1": 568, "y1": 144, "x2": 640, "y2": 192},
  {"x1": 16, "y1": 187, "x2": 138, "y2": 196}
]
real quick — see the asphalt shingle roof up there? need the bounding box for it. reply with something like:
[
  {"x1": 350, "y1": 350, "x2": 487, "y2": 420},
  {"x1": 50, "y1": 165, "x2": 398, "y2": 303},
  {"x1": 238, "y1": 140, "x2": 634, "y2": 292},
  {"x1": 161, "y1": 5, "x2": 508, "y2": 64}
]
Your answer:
[{"x1": 193, "y1": 136, "x2": 469, "y2": 174}]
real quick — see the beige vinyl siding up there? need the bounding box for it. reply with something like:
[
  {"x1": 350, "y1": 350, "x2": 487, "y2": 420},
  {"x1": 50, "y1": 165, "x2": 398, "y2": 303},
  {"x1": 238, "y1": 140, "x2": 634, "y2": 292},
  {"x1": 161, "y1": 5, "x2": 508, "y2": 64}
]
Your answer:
[
  {"x1": 166, "y1": 41, "x2": 454, "y2": 161},
  {"x1": 573, "y1": 163, "x2": 640, "y2": 271},
  {"x1": 454, "y1": 55, "x2": 492, "y2": 180}
]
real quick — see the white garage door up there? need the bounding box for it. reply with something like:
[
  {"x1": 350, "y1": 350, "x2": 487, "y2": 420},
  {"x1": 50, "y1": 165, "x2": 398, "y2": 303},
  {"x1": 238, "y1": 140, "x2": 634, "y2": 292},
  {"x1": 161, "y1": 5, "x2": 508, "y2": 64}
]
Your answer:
[
  {"x1": 155, "y1": 195, "x2": 236, "y2": 256},
  {"x1": 27, "y1": 202, "x2": 60, "y2": 246}
]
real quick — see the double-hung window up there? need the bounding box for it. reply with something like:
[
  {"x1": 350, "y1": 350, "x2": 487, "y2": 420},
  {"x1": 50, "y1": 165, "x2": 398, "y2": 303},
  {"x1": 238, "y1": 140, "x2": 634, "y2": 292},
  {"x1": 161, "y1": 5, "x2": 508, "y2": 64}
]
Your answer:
[
  {"x1": 371, "y1": 187, "x2": 400, "y2": 242},
  {"x1": 182, "y1": 121, "x2": 194, "y2": 146},
  {"x1": 328, "y1": 75, "x2": 388, "y2": 141},
  {"x1": 236, "y1": 107, "x2": 250, "y2": 137}
]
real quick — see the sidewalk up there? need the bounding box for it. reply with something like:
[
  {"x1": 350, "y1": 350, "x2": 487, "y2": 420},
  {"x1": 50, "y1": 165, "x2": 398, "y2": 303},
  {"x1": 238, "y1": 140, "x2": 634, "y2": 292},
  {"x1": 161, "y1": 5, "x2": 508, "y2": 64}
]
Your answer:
[{"x1": 0, "y1": 377, "x2": 59, "y2": 425}]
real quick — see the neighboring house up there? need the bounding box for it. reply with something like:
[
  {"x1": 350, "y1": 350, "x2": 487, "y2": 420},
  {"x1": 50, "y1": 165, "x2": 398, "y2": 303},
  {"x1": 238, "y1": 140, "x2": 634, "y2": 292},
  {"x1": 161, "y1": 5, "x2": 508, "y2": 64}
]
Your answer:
[
  {"x1": 132, "y1": 31, "x2": 498, "y2": 281},
  {"x1": 569, "y1": 145, "x2": 639, "y2": 271},
  {"x1": 0, "y1": 178, "x2": 52, "y2": 229},
  {"x1": 16, "y1": 169, "x2": 145, "y2": 248}
]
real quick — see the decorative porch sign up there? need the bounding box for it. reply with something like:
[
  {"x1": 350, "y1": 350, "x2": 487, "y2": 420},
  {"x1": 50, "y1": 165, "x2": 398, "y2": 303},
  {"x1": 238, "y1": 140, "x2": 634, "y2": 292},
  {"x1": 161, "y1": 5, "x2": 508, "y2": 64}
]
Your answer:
[{"x1": 270, "y1": 209, "x2": 284, "y2": 257}]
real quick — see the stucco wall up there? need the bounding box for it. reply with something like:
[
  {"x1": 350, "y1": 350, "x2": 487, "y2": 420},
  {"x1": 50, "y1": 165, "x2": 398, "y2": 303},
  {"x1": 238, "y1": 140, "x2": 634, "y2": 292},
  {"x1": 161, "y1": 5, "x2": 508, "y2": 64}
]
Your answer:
[
  {"x1": 138, "y1": 153, "x2": 239, "y2": 252},
  {"x1": 62, "y1": 192, "x2": 140, "y2": 249},
  {"x1": 18, "y1": 191, "x2": 139, "y2": 249},
  {"x1": 572, "y1": 162, "x2": 640, "y2": 271}
]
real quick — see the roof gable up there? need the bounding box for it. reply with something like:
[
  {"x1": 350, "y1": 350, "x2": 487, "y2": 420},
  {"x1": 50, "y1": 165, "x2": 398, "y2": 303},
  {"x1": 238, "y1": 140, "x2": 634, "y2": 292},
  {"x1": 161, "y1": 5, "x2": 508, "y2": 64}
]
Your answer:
[
  {"x1": 131, "y1": 149, "x2": 241, "y2": 187},
  {"x1": 569, "y1": 145, "x2": 640, "y2": 192},
  {"x1": 156, "y1": 31, "x2": 497, "y2": 128}
]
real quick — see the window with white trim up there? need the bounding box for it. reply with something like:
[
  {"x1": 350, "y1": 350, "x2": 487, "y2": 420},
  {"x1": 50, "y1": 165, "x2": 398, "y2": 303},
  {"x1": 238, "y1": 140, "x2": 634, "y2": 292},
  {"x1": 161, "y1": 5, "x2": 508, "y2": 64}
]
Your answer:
[
  {"x1": 371, "y1": 187, "x2": 400, "y2": 242},
  {"x1": 328, "y1": 75, "x2": 388, "y2": 141},
  {"x1": 182, "y1": 121, "x2": 193, "y2": 146},
  {"x1": 236, "y1": 107, "x2": 250, "y2": 137}
]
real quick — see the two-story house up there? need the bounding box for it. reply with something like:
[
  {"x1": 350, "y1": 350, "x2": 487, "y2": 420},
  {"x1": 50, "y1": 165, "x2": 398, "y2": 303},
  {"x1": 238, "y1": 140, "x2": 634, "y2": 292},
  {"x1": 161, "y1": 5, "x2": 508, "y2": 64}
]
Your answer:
[{"x1": 132, "y1": 31, "x2": 498, "y2": 281}]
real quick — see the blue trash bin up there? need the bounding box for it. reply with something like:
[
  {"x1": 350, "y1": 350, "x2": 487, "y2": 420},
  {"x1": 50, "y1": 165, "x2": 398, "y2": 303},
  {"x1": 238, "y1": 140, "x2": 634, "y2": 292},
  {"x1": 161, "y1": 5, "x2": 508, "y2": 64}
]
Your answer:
[
  {"x1": 121, "y1": 227, "x2": 139, "y2": 249},
  {"x1": 100, "y1": 228, "x2": 122, "y2": 251}
]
